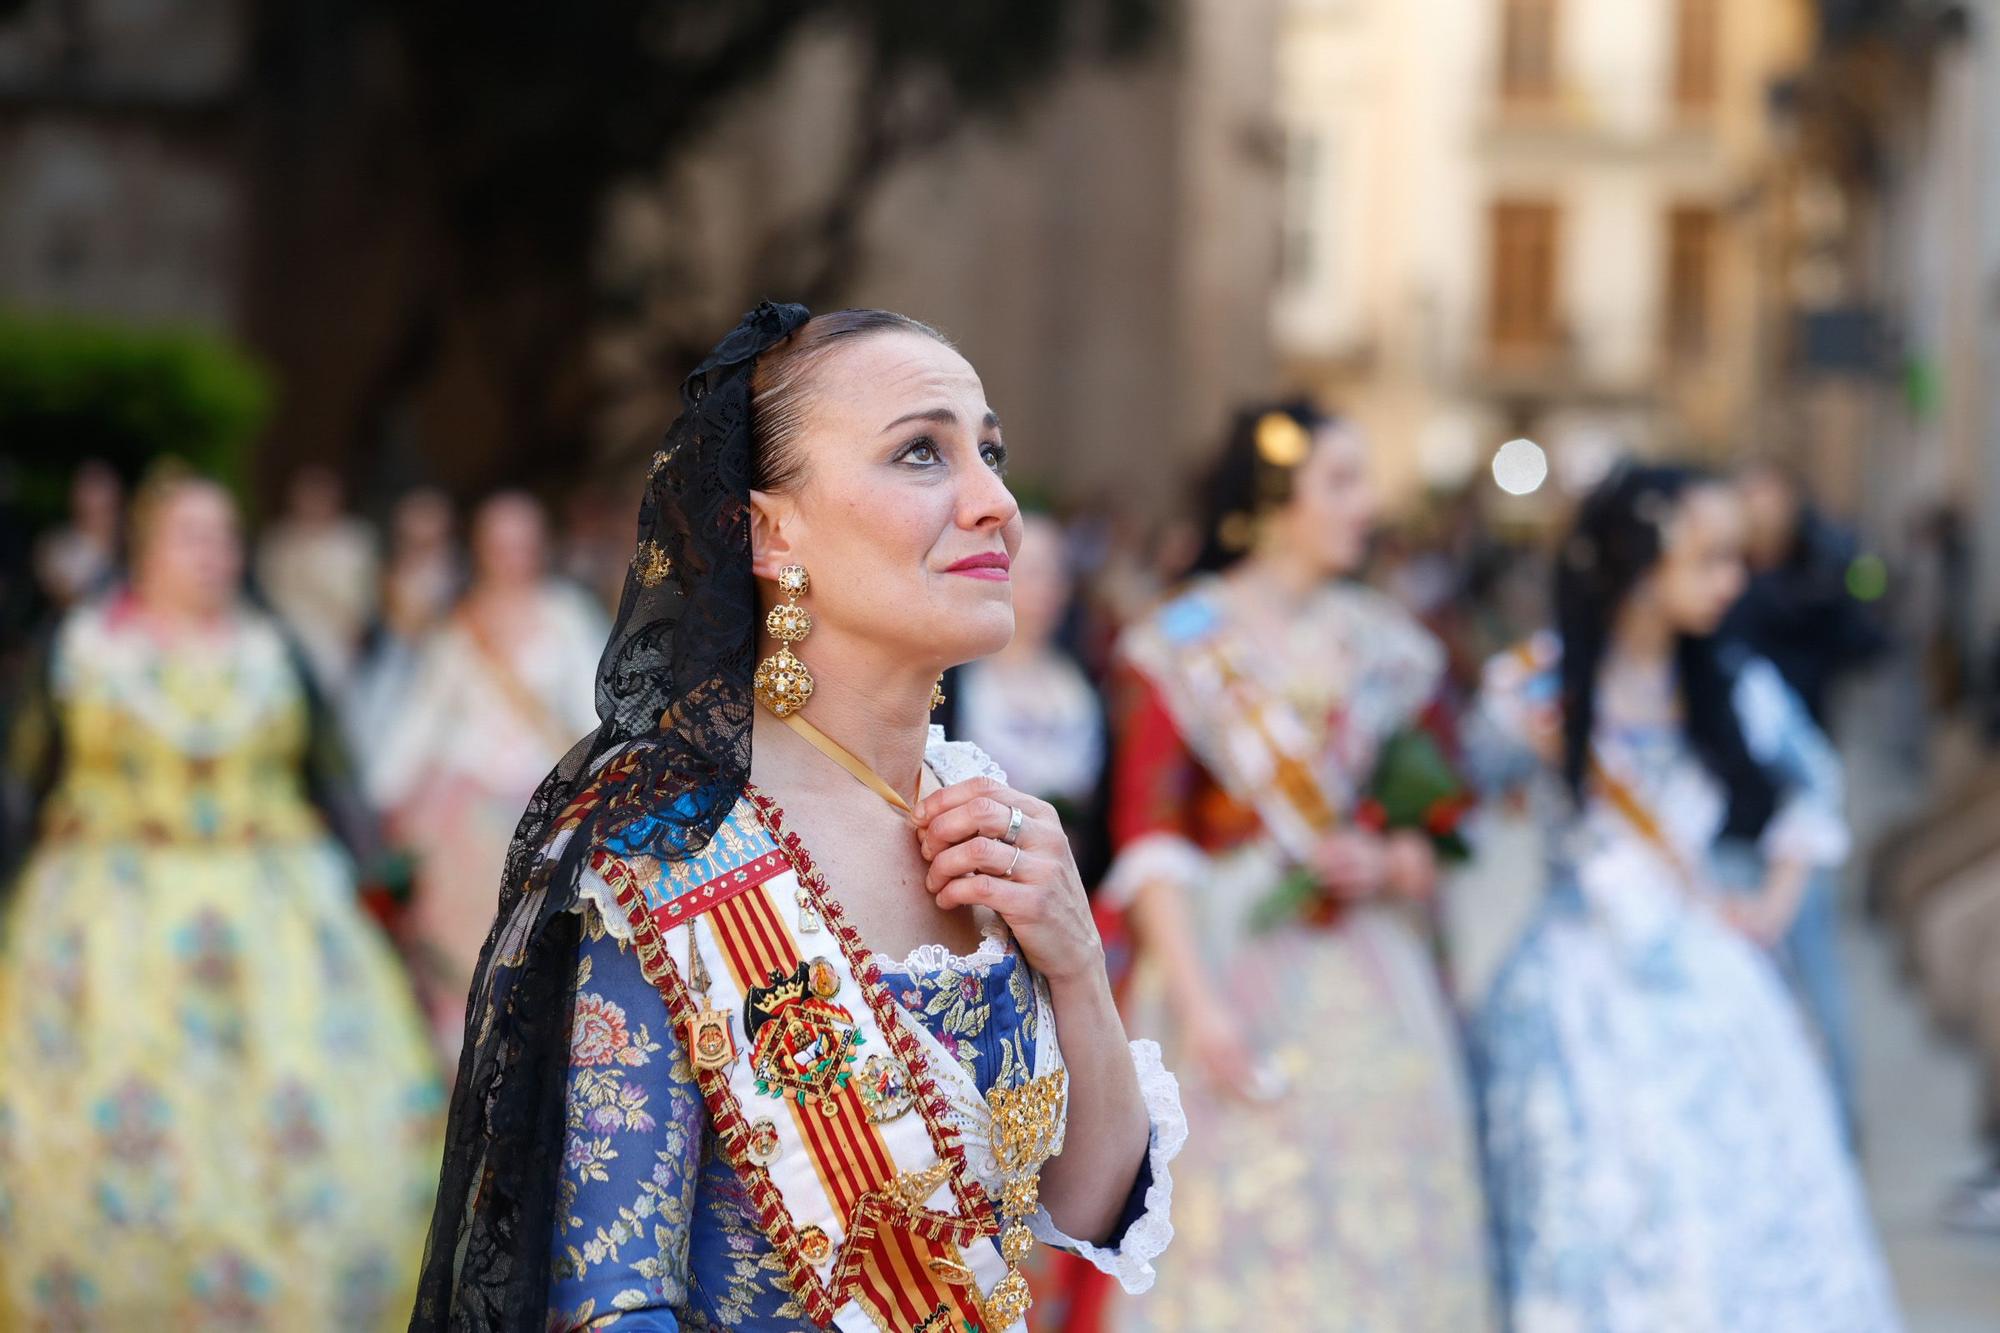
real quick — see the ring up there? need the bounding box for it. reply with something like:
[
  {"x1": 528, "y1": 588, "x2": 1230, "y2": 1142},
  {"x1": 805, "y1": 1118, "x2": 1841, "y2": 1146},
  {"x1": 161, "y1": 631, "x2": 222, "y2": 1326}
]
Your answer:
[
  {"x1": 1001, "y1": 805, "x2": 1024, "y2": 847},
  {"x1": 1002, "y1": 845, "x2": 1023, "y2": 879}
]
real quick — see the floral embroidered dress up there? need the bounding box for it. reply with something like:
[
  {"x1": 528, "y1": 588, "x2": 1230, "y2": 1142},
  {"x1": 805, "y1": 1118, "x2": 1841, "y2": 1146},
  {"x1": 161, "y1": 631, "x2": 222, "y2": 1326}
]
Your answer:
[
  {"x1": 1469, "y1": 635, "x2": 1899, "y2": 1333},
  {"x1": 0, "y1": 596, "x2": 445, "y2": 1329},
  {"x1": 1104, "y1": 579, "x2": 1494, "y2": 1333},
  {"x1": 548, "y1": 732, "x2": 1184, "y2": 1331}
]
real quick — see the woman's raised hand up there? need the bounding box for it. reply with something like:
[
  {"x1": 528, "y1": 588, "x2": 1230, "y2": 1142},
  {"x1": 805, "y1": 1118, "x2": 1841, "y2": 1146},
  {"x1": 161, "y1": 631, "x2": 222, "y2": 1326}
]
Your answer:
[{"x1": 913, "y1": 777, "x2": 1104, "y2": 987}]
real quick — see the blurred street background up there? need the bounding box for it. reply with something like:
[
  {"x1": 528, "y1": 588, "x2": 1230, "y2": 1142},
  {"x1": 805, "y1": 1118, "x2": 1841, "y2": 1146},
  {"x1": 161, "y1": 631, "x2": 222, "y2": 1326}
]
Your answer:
[{"x1": 6, "y1": 0, "x2": 2000, "y2": 1329}]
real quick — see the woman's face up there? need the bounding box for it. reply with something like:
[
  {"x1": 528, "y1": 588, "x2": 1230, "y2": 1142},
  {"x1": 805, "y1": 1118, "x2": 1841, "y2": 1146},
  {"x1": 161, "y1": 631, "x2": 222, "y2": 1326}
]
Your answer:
[
  {"x1": 137, "y1": 482, "x2": 242, "y2": 613},
  {"x1": 1648, "y1": 482, "x2": 1748, "y2": 636},
  {"x1": 751, "y1": 331, "x2": 1022, "y2": 673},
  {"x1": 394, "y1": 488, "x2": 454, "y2": 555},
  {"x1": 472, "y1": 494, "x2": 548, "y2": 587},
  {"x1": 1268, "y1": 423, "x2": 1376, "y2": 576},
  {"x1": 1008, "y1": 513, "x2": 1073, "y2": 654}
]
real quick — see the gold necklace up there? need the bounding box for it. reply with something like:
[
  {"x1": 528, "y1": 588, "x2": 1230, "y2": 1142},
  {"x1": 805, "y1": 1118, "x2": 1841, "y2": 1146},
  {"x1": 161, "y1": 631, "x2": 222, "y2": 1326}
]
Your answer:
[{"x1": 776, "y1": 710, "x2": 929, "y2": 817}]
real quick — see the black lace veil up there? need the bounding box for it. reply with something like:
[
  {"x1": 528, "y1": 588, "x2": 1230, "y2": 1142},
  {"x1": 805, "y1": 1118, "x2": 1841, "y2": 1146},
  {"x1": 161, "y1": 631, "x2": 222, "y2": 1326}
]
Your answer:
[{"x1": 410, "y1": 301, "x2": 811, "y2": 1331}]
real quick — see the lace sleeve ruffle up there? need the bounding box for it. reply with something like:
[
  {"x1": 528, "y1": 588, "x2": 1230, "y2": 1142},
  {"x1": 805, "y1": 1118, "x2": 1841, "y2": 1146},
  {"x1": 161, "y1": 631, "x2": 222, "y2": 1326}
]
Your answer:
[
  {"x1": 1028, "y1": 1038, "x2": 1185, "y2": 1295},
  {"x1": 1100, "y1": 832, "x2": 1209, "y2": 910},
  {"x1": 573, "y1": 858, "x2": 636, "y2": 943}
]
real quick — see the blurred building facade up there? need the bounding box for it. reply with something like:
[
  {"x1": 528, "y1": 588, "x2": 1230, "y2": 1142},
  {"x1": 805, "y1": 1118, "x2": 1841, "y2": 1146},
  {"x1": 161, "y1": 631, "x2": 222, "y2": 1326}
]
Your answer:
[
  {"x1": 1794, "y1": 1, "x2": 2000, "y2": 622},
  {"x1": 0, "y1": 0, "x2": 245, "y2": 329},
  {"x1": 592, "y1": 0, "x2": 1287, "y2": 516},
  {"x1": 1270, "y1": 0, "x2": 1817, "y2": 508},
  {"x1": 1, "y1": 1, "x2": 1285, "y2": 519}
]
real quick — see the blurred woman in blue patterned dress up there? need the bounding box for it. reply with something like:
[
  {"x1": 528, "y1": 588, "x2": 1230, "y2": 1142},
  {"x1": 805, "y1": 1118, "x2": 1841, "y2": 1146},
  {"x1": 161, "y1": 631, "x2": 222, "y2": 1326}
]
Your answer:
[{"x1": 1470, "y1": 464, "x2": 1898, "y2": 1332}]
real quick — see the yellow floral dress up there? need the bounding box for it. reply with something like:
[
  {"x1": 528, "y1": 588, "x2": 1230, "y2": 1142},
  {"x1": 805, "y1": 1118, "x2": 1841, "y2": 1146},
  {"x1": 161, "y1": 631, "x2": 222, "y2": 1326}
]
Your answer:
[{"x1": 0, "y1": 596, "x2": 445, "y2": 1331}]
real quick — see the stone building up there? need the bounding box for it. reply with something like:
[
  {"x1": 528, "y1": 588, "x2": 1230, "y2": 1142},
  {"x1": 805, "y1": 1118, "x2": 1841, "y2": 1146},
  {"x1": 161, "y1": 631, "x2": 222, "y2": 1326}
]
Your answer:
[{"x1": 1269, "y1": 0, "x2": 1818, "y2": 509}]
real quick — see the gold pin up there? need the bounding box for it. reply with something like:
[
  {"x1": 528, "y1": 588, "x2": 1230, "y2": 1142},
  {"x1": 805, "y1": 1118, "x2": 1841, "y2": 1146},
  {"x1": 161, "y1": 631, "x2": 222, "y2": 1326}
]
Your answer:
[
  {"x1": 685, "y1": 921, "x2": 735, "y2": 1072},
  {"x1": 745, "y1": 1118, "x2": 782, "y2": 1167},
  {"x1": 797, "y1": 1225, "x2": 833, "y2": 1265}
]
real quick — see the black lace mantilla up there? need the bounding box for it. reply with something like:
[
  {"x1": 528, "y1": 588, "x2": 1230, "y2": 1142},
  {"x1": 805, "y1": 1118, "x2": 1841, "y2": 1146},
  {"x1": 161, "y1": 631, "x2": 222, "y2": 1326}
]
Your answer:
[{"x1": 410, "y1": 301, "x2": 811, "y2": 1331}]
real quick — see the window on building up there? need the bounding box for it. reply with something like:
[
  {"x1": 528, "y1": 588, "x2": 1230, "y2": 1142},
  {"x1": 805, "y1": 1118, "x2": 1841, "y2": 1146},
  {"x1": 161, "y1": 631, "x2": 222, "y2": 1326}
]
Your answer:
[
  {"x1": 1499, "y1": 0, "x2": 1558, "y2": 104},
  {"x1": 1664, "y1": 204, "x2": 1718, "y2": 360},
  {"x1": 1280, "y1": 130, "x2": 1321, "y2": 292},
  {"x1": 1489, "y1": 200, "x2": 1560, "y2": 357},
  {"x1": 1673, "y1": 0, "x2": 1721, "y2": 111}
]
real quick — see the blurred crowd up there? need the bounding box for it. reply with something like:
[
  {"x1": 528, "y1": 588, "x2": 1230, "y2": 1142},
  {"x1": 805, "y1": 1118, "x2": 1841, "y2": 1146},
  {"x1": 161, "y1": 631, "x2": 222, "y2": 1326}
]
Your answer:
[{"x1": 2, "y1": 428, "x2": 1994, "y2": 1330}]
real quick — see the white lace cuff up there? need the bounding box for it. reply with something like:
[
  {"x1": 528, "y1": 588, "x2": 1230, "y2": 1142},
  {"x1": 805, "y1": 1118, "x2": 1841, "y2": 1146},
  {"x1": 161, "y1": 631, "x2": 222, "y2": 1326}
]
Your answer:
[
  {"x1": 1029, "y1": 1038, "x2": 1185, "y2": 1294},
  {"x1": 572, "y1": 859, "x2": 636, "y2": 942},
  {"x1": 1760, "y1": 799, "x2": 1851, "y2": 869},
  {"x1": 1101, "y1": 832, "x2": 1208, "y2": 910}
]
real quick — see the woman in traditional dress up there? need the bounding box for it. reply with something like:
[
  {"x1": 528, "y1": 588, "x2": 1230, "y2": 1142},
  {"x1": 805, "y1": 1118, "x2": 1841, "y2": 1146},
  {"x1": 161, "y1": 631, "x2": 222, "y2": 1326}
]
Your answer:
[
  {"x1": 369, "y1": 490, "x2": 606, "y2": 1056},
  {"x1": 1106, "y1": 403, "x2": 1494, "y2": 1332},
  {"x1": 255, "y1": 463, "x2": 380, "y2": 698},
  {"x1": 1470, "y1": 463, "x2": 1898, "y2": 1332},
  {"x1": 345, "y1": 486, "x2": 463, "y2": 758},
  {"x1": 0, "y1": 465, "x2": 443, "y2": 1330},
  {"x1": 412, "y1": 304, "x2": 1184, "y2": 1333}
]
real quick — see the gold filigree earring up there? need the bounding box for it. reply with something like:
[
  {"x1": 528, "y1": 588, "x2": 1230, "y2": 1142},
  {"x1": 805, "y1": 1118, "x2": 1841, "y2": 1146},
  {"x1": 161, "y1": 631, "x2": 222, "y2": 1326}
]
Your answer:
[
  {"x1": 754, "y1": 564, "x2": 814, "y2": 717},
  {"x1": 930, "y1": 674, "x2": 946, "y2": 711}
]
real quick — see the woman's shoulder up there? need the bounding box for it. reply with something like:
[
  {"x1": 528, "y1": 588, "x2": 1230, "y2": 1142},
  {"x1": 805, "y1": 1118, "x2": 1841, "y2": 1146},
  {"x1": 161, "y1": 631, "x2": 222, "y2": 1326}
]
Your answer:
[
  {"x1": 1472, "y1": 631, "x2": 1563, "y2": 754},
  {"x1": 1319, "y1": 580, "x2": 1443, "y2": 672},
  {"x1": 1120, "y1": 577, "x2": 1226, "y2": 648},
  {"x1": 1110, "y1": 578, "x2": 1228, "y2": 685},
  {"x1": 1480, "y1": 630, "x2": 1561, "y2": 697},
  {"x1": 1725, "y1": 650, "x2": 1818, "y2": 754},
  {"x1": 539, "y1": 579, "x2": 613, "y2": 640},
  {"x1": 575, "y1": 772, "x2": 776, "y2": 941},
  {"x1": 52, "y1": 593, "x2": 291, "y2": 675}
]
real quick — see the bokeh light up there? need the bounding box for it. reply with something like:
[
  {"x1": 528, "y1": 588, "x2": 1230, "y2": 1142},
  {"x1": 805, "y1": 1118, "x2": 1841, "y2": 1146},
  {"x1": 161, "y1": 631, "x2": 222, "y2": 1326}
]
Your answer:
[{"x1": 1491, "y1": 438, "x2": 1549, "y2": 496}]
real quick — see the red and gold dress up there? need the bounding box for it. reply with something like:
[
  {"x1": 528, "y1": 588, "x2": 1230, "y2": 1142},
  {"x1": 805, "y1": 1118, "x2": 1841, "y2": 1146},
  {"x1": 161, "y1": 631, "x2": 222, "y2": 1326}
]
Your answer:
[{"x1": 1105, "y1": 577, "x2": 1493, "y2": 1332}]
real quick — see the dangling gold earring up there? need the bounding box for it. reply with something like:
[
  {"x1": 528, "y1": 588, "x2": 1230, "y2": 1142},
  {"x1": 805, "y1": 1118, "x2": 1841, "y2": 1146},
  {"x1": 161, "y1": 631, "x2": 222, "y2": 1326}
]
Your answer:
[
  {"x1": 930, "y1": 674, "x2": 946, "y2": 711},
  {"x1": 754, "y1": 564, "x2": 814, "y2": 717}
]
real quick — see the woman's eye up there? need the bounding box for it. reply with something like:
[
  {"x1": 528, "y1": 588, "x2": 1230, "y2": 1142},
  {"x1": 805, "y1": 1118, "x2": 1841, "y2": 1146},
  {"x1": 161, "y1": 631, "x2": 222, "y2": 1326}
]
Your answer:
[
  {"x1": 903, "y1": 438, "x2": 940, "y2": 465},
  {"x1": 981, "y1": 443, "x2": 1008, "y2": 473}
]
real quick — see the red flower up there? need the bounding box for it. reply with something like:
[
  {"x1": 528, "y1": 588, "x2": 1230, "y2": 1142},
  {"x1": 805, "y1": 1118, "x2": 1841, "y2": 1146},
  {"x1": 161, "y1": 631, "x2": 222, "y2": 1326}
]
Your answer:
[
  {"x1": 1354, "y1": 799, "x2": 1389, "y2": 832},
  {"x1": 569, "y1": 993, "x2": 631, "y2": 1067},
  {"x1": 1425, "y1": 796, "x2": 1471, "y2": 837}
]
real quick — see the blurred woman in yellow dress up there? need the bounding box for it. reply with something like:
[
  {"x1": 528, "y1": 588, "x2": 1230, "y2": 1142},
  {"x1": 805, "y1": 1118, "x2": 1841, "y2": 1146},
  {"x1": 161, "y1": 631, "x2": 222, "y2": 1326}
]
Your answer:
[{"x1": 0, "y1": 465, "x2": 444, "y2": 1330}]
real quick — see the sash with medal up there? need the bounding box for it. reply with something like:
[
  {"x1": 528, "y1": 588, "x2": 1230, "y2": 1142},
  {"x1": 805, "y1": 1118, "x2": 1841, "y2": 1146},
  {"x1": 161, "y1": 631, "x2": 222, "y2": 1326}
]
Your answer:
[
  {"x1": 582, "y1": 790, "x2": 1066, "y2": 1333},
  {"x1": 1121, "y1": 591, "x2": 1346, "y2": 870},
  {"x1": 1504, "y1": 634, "x2": 1702, "y2": 891}
]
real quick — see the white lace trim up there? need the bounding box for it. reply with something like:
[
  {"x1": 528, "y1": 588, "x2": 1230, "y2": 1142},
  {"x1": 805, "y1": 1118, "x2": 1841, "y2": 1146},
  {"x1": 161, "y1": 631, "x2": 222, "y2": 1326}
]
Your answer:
[
  {"x1": 870, "y1": 916, "x2": 1013, "y2": 975},
  {"x1": 924, "y1": 724, "x2": 1010, "y2": 787},
  {"x1": 1029, "y1": 1038, "x2": 1185, "y2": 1295},
  {"x1": 1100, "y1": 831, "x2": 1209, "y2": 910},
  {"x1": 575, "y1": 863, "x2": 633, "y2": 942}
]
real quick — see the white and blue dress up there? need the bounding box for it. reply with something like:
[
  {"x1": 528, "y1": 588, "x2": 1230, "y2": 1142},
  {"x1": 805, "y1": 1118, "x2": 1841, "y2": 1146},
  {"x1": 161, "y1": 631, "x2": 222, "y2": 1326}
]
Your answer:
[
  {"x1": 1469, "y1": 636, "x2": 1899, "y2": 1333},
  {"x1": 545, "y1": 734, "x2": 1184, "y2": 1331}
]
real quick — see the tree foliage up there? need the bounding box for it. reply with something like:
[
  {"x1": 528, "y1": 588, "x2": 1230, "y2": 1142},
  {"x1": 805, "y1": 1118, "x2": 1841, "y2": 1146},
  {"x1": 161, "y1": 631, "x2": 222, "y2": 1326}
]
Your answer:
[
  {"x1": 0, "y1": 314, "x2": 270, "y2": 520},
  {"x1": 250, "y1": 0, "x2": 1165, "y2": 488}
]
